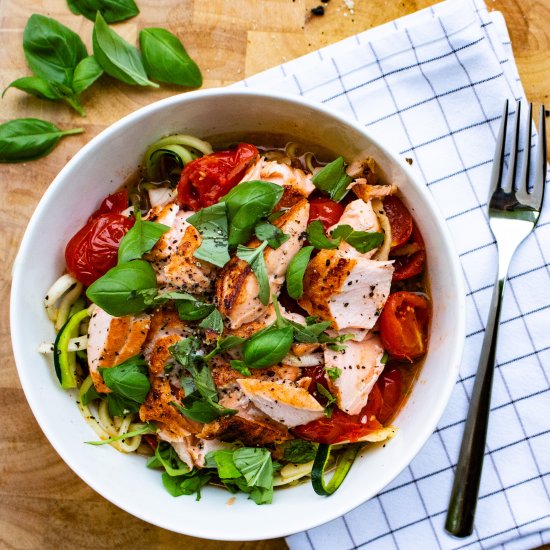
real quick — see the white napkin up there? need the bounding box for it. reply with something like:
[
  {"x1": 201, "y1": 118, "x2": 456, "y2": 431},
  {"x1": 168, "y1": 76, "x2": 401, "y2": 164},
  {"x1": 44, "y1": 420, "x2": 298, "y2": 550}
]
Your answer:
[{"x1": 232, "y1": 0, "x2": 550, "y2": 547}]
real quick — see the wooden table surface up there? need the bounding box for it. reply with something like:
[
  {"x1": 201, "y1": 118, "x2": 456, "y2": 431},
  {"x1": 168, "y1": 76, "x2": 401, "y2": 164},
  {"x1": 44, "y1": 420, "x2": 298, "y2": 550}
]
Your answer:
[{"x1": 1, "y1": 0, "x2": 548, "y2": 548}]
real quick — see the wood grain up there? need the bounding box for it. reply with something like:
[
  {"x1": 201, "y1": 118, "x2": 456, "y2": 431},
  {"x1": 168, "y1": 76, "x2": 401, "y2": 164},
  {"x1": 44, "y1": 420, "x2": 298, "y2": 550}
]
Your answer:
[{"x1": 1, "y1": 0, "x2": 548, "y2": 548}]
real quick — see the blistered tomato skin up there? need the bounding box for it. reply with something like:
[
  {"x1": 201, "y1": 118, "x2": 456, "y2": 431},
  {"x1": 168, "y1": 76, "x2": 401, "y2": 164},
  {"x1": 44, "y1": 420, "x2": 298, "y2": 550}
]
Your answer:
[
  {"x1": 177, "y1": 143, "x2": 258, "y2": 210},
  {"x1": 308, "y1": 198, "x2": 345, "y2": 230},
  {"x1": 392, "y1": 223, "x2": 426, "y2": 281},
  {"x1": 384, "y1": 195, "x2": 413, "y2": 248},
  {"x1": 65, "y1": 213, "x2": 134, "y2": 287},
  {"x1": 89, "y1": 190, "x2": 129, "y2": 220}
]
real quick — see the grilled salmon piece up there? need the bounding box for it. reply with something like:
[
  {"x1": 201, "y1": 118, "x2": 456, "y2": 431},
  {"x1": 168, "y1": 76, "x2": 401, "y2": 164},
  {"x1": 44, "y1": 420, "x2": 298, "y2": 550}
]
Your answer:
[
  {"x1": 212, "y1": 361, "x2": 301, "y2": 389},
  {"x1": 172, "y1": 437, "x2": 234, "y2": 469},
  {"x1": 298, "y1": 250, "x2": 393, "y2": 331},
  {"x1": 237, "y1": 379, "x2": 324, "y2": 428},
  {"x1": 143, "y1": 309, "x2": 191, "y2": 376},
  {"x1": 140, "y1": 376, "x2": 202, "y2": 440},
  {"x1": 87, "y1": 306, "x2": 150, "y2": 393},
  {"x1": 351, "y1": 181, "x2": 397, "y2": 203},
  {"x1": 216, "y1": 199, "x2": 310, "y2": 329},
  {"x1": 324, "y1": 334, "x2": 385, "y2": 415}
]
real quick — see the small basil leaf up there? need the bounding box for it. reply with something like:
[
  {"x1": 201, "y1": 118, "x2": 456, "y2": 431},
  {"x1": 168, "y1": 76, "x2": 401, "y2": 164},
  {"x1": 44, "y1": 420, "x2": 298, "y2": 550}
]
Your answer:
[
  {"x1": 254, "y1": 221, "x2": 289, "y2": 249},
  {"x1": 2, "y1": 76, "x2": 63, "y2": 100},
  {"x1": 177, "y1": 300, "x2": 215, "y2": 321},
  {"x1": 106, "y1": 393, "x2": 140, "y2": 416},
  {"x1": 312, "y1": 157, "x2": 353, "y2": 202},
  {"x1": 223, "y1": 180, "x2": 283, "y2": 246},
  {"x1": 325, "y1": 367, "x2": 342, "y2": 380},
  {"x1": 199, "y1": 308, "x2": 223, "y2": 333},
  {"x1": 86, "y1": 260, "x2": 157, "y2": 316},
  {"x1": 286, "y1": 245, "x2": 313, "y2": 299},
  {"x1": 0, "y1": 118, "x2": 83, "y2": 163},
  {"x1": 283, "y1": 439, "x2": 318, "y2": 463},
  {"x1": 23, "y1": 14, "x2": 88, "y2": 86},
  {"x1": 242, "y1": 326, "x2": 293, "y2": 369},
  {"x1": 187, "y1": 202, "x2": 230, "y2": 267},
  {"x1": 230, "y1": 360, "x2": 251, "y2": 377},
  {"x1": 67, "y1": 0, "x2": 139, "y2": 23},
  {"x1": 72, "y1": 55, "x2": 104, "y2": 94},
  {"x1": 100, "y1": 355, "x2": 150, "y2": 403},
  {"x1": 171, "y1": 399, "x2": 235, "y2": 424},
  {"x1": 81, "y1": 383, "x2": 101, "y2": 405},
  {"x1": 117, "y1": 211, "x2": 169, "y2": 264},
  {"x1": 218, "y1": 336, "x2": 246, "y2": 352},
  {"x1": 236, "y1": 242, "x2": 270, "y2": 306},
  {"x1": 233, "y1": 447, "x2": 274, "y2": 490},
  {"x1": 139, "y1": 27, "x2": 202, "y2": 87},
  {"x1": 92, "y1": 12, "x2": 158, "y2": 88},
  {"x1": 306, "y1": 220, "x2": 340, "y2": 249},
  {"x1": 331, "y1": 224, "x2": 384, "y2": 254}
]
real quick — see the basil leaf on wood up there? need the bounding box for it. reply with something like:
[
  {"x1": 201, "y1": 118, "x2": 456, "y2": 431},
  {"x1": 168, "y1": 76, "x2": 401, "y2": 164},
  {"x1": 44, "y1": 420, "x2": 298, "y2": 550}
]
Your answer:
[
  {"x1": 93, "y1": 12, "x2": 158, "y2": 87},
  {"x1": 312, "y1": 156, "x2": 353, "y2": 202},
  {"x1": 242, "y1": 325, "x2": 293, "y2": 369},
  {"x1": 255, "y1": 221, "x2": 289, "y2": 249},
  {"x1": 71, "y1": 55, "x2": 104, "y2": 94},
  {"x1": 2, "y1": 77, "x2": 63, "y2": 101},
  {"x1": 23, "y1": 14, "x2": 88, "y2": 86},
  {"x1": 286, "y1": 245, "x2": 313, "y2": 299},
  {"x1": 139, "y1": 28, "x2": 202, "y2": 87},
  {"x1": 331, "y1": 224, "x2": 384, "y2": 254},
  {"x1": 86, "y1": 259, "x2": 157, "y2": 316},
  {"x1": 187, "y1": 202, "x2": 230, "y2": 267},
  {"x1": 236, "y1": 241, "x2": 270, "y2": 305},
  {"x1": 306, "y1": 220, "x2": 340, "y2": 250},
  {"x1": 0, "y1": 118, "x2": 83, "y2": 163},
  {"x1": 118, "y1": 210, "x2": 169, "y2": 264},
  {"x1": 223, "y1": 180, "x2": 283, "y2": 246},
  {"x1": 67, "y1": 0, "x2": 139, "y2": 23}
]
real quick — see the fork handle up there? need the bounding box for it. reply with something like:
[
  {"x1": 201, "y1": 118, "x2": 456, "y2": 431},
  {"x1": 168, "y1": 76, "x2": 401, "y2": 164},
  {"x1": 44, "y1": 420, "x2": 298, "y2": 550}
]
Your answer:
[{"x1": 445, "y1": 271, "x2": 506, "y2": 537}]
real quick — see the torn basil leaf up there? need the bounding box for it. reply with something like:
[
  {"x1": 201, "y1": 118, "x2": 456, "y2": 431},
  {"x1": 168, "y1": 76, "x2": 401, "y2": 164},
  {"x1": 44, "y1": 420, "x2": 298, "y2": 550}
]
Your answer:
[{"x1": 312, "y1": 156, "x2": 352, "y2": 202}]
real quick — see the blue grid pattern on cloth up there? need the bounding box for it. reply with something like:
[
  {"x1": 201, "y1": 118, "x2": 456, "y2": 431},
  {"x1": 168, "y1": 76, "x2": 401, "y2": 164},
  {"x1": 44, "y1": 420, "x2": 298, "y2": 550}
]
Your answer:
[{"x1": 232, "y1": 0, "x2": 550, "y2": 547}]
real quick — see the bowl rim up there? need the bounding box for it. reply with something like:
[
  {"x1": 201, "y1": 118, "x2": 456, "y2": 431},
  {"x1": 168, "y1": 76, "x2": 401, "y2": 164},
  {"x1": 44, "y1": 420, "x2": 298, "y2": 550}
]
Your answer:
[{"x1": 10, "y1": 87, "x2": 466, "y2": 540}]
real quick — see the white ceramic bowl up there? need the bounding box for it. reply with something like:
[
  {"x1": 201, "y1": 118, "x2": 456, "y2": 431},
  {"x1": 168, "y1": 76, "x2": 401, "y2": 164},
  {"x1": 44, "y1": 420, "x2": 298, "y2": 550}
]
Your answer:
[{"x1": 10, "y1": 88, "x2": 465, "y2": 541}]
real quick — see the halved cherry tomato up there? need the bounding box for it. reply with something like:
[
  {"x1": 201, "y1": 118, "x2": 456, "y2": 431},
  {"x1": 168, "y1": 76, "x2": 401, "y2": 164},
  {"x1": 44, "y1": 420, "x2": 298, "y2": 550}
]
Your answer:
[
  {"x1": 379, "y1": 292, "x2": 431, "y2": 362},
  {"x1": 376, "y1": 367, "x2": 403, "y2": 424},
  {"x1": 384, "y1": 195, "x2": 413, "y2": 248},
  {"x1": 308, "y1": 198, "x2": 344, "y2": 231},
  {"x1": 177, "y1": 143, "x2": 258, "y2": 210},
  {"x1": 65, "y1": 213, "x2": 134, "y2": 286},
  {"x1": 143, "y1": 434, "x2": 158, "y2": 451},
  {"x1": 392, "y1": 223, "x2": 426, "y2": 281},
  {"x1": 89, "y1": 190, "x2": 129, "y2": 221}
]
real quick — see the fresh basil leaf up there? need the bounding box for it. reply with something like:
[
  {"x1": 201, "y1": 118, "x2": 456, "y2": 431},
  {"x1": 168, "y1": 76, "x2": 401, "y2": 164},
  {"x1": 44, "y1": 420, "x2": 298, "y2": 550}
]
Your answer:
[
  {"x1": 171, "y1": 399, "x2": 235, "y2": 424},
  {"x1": 318, "y1": 332, "x2": 355, "y2": 345},
  {"x1": 0, "y1": 118, "x2": 83, "y2": 163},
  {"x1": 230, "y1": 360, "x2": 251, "y2": 376},
  {"x1": 316, "y1": 383, "x2": 336, "y2": 417},
  {"x1": 206, "y1": 450, "x2": 242, "y2": 479},
  {"x1": 177, "y1": 300, "x2": 215, "y2": 321},
  {"x1": 283, "y1": 439, "x2": 318, "y2": 463},
  {"x1": 312, "y1": 156, "x2": 352, "y2": 202},
  {"x1": 71, "y1": 55, "x2": 104, "y2": 94},
  {"x1": 100, "y1": 355, "x2": 150, "y2": 403},
  {"x1": 236, "y1": 241, "x2": 270, "y2": 305},
  {"x1": 86, "y1": 422, "x2": 155, "y2": 445},
  {"x1": 204, "y1": 335, "x2": 246, "y2": 361},
  {"x1": 325, "y1": 367, "x2": 341, "y2": 380},
  {"x1": 161, "y1": 470, "x2": 210, "y2": 500},
  {"x1": 242, "y1": 325, "x2": 293, "y2": 369},
  {"x1": 223, "y1": 180, "x2": 283, "y2": 246},
  {"x1": 306, "y1": 220, "x2": 340, "y2": 250},
  {"x1": 2, "y1": 76, "x2": 64, "y2": 101},
  {"x1": 331, "y1": 224, "x2": 384, "y2": 254},
  {"x1": 81, "y1": 382, "x2": 101, "y2": 405},
  {"x1": 286, "y1": 245, "x2": 313, "y2": 299},
  {"x1": 93, "y1": 12, "x2": 158, "y2": 87},
  {"x1": 199, "y1": 308, "x2": 223, "y2": 333},
  {"x1": 86, "y1": 259, "x2": 157, "y2": 316},
  {"x1": 23, "y1": 14, "x2": 88, "y2": 86},
  {"x1": 233, "y1": 447, "x2": 274, "y2": 490},
  {"x1": 147, "y1": 442, "x2": 190, "y2": 476},
  {"x1": 254, "y1": 221, "x2": 289, "y2": 249},
  {"x1": 139, "y1": 28, "x2": 202, "y2": 87},
  {"x1": 169, "y1": 337, "x2": 201, "y2": 372},
  {"x1": 106, "y1": 392, "x2": 140, "y2": 416},
  {"x1": 287, "y1": 319, "x2": 332, "y2": 343},
  {"x1": 118, "y1": 210, "x2": 169, "y2": 264},
  {"x1": 67, "y1": 0, "x2": 139, "y2": 23},
  {"x1": 187, "y1": 202, "x2": 230, "y2": 267},
  {"x1": 135, "y1": 289, "x2": 199, "y2": 306}
]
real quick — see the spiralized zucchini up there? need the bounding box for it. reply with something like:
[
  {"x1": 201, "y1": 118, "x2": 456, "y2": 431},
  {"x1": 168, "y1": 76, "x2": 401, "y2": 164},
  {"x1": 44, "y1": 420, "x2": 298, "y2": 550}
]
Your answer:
[
  {"x1": 44, "y1": 273, "x2": 81, "y2": 324},
  {"x1": 372, "y1": 198, "x2": 392, "y2": 261}
]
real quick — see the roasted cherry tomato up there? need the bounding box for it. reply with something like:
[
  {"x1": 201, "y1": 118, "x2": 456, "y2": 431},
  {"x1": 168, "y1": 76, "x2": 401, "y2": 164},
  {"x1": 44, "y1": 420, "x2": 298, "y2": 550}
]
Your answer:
[
  {"x1": 143, "y1": 434, "x2": 158, "y2": 451},
  {"x1": 384, "y1": 195, "x2": 413, "y2": 248},
  {"x1": 177, "y1": 143, "x2": 258, "y2": 210},
  {"x1": 89, "y1": 190, "x2": 129, "y2": 220},
  {"x1": 376, "y1": 367, "x2": 403, "y2": 423},
  {"x1": 65, "y1": 213, "x2": 134, "y2": 286},
  {"x1": 379, "y1": 292, "x2": 431, "y2": 362},
  {"x1": 392, "y1": 224, "x2": 426, "y2": 281},
  {"x1": 308, "y1": 198, "x2": 345, "y2": 231}
]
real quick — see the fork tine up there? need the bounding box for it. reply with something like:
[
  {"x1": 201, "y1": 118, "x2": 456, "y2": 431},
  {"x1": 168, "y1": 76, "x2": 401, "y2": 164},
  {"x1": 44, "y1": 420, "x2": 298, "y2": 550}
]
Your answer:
[
  {"x1": 489, "y1": 100, "x2": 509, "y2": 199},
  {"x1": 503, "y1": 101, "x2": 521, "y2": 192},
  {"x1": 530, "y1": 105, "x2": 547, "y2": 207},
  {"x1": 517, "y1": 103, "x2": 533, "y2": 197}
]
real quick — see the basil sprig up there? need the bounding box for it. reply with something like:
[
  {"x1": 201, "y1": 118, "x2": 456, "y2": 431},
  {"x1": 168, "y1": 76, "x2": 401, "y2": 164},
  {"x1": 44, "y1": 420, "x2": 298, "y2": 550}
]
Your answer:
[
  {"x1": 139, "y1": 28, "x2": 202, "y2": 87},
  {"x1": 306, "y1": 220, "x2": 340, "y2": 249},
  {"x1": 236, "y1": 242, "x2": 270, "y2": 305},
  {"x1": 118, "y1": 210, "x2": 169, "y2": 264},
  {"x1": 307, "y1": 220, "x2": 384, "y2": 254},
  {"x1": 0, "y1": 119, "x2": 83, "y2": 163},
  {"x1": 312, "y1": 156, "x2": 353, "y2": 202},
  {"x1": 286, "y1": 245, "x2": 313, "y2": 299},
  {"x1": 93, "y1": 12, "x2": 158, "y2": 88},
  {"x1": 67, "y1": 0, "x2": 139, "y2": 23}
]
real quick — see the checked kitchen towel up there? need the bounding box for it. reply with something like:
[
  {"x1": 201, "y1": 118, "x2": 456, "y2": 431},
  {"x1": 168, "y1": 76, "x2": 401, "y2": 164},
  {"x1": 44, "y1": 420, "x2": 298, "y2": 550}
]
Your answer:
[{"x1": 234, "y1": 0, "x2": 550, "y2": 548}]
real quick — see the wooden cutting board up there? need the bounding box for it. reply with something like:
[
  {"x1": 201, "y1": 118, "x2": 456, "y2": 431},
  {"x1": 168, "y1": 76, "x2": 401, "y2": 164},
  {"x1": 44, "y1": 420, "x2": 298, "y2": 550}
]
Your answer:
[{"x1": 0, "y1": 0, "x2": 548, "y2": 548}]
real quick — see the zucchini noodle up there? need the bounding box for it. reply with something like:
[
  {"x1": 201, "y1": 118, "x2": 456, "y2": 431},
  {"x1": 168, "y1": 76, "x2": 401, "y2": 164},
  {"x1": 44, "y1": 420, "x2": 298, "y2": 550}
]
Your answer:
[
  {"x1": 274, "y1": 460, "x2": 315, "y2": 486},
  {"x1": 44, "y1": 273, "x2": 80, "y2": 323},
  {"x1": 38, "y1": 335, "x2": 88, "y2": 354},
  {"x1": 372, "y1": 198, "x2": 392, "y2": 261},
  {"x1": 55, "y1": 281, "x2": 83, "y2": 330}
]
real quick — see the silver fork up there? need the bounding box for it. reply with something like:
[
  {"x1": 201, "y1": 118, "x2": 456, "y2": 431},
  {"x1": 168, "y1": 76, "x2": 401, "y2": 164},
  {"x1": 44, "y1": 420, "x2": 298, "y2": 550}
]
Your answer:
[{"x1": 445, "y1": 100, "x2": 547, "y2": 537}]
